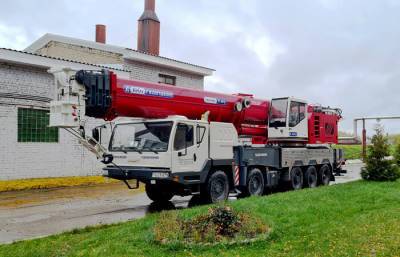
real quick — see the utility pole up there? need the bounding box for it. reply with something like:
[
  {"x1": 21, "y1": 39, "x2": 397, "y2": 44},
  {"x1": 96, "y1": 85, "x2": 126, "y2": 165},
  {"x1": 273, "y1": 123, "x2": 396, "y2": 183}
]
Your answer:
[{"x1": 362, "y1": 119, "x2": 366, "y2": 160}]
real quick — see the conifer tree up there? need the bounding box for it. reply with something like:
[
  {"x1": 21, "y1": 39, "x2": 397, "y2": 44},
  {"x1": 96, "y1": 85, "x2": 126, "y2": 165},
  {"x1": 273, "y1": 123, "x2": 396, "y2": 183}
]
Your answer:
[
  {"x1": 361, "y1": 125, "x2": 400, "y2": 181},
  {"x1": 394, "y1": 142, "x2": 400, "y2": 167}
]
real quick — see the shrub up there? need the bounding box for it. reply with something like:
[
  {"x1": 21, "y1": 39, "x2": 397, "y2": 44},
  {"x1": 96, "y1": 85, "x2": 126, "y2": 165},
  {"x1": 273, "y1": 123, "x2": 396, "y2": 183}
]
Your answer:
[
  {"x1": 394, "y1": 143, "x2": 400, "y2": 167},
  {"x1": 154, "y1": 205, "x2": 269, "y2": 245},
  {"x1": 361, "y1": 126, "x2": 400, "y2": 181}
]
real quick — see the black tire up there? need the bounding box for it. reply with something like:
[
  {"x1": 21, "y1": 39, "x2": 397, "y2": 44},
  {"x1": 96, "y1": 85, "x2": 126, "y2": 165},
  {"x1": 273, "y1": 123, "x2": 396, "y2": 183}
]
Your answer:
[
  {"x1": 240, "y1": 168, "x2": 265, "y2": 197},
  {"x1": 319, "y1": 164, "x2": 332, "y2": 186},
  {"x1": 291, "y1": 167, "x2": 303, "y2": 190},
  {"x1": 304, "y1": 166, "x2": 318, "y2": 188},
  {"x1": 145, "y1": 184, "x2": 174, "y2": 202},
  {"x1": 201, "y1": 170, "x2": 229, "y2": 203}
]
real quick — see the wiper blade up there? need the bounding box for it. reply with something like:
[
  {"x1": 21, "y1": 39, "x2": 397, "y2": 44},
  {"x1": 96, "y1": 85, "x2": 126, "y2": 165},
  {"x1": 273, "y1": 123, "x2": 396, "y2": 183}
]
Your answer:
[
  {"x1": 118, "y1": 146, "x2": 128, "y2": 154},
  {"x1": 131, "y1": 146, "x2": 143, "y2": 154},
  {"x1": 147, "y1": 148, "x2": 159, "y2": 154},
  {"x1": 142, "y1": 146, "x2": 159, "y2": 154}
]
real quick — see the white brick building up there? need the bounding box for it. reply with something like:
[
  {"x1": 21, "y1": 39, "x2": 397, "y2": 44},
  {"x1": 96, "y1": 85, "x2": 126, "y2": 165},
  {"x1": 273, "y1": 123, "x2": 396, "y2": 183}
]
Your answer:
[
  {"x1": 26, "y1": 34, "x2": 212, "y2": 89},
  {"x1": 0, "y1": 35, "x2": 213, "y2": 180}
]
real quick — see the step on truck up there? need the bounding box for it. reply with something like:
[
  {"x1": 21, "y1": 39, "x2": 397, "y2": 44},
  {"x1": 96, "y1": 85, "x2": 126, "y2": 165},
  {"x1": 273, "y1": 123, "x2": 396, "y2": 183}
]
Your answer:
[{"x1": 49, "y1": 69, "x2": 345, "y2": 203}]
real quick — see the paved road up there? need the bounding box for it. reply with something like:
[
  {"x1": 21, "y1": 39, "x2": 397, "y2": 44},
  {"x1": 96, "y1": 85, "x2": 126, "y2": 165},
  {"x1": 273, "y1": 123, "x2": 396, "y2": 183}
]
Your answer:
[
  {"x1": 0, "y1": 162, "x2": 363, "y2": 244},
  {"x1": 333, "y1": 160, "x2": 363, "y2": 184}
]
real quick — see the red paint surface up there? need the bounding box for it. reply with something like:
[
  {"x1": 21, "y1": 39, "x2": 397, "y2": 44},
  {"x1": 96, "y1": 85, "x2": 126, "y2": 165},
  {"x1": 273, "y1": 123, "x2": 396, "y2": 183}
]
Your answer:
[
  {"x1": 105, "y1": 72, "x2": 340, "y2": 145},
  {"x1": 106, "y1": 74, "x2": 269, "y2": 142},
  {"x1": 307, "y1": 106, "x2": 340, "y2": 144}
]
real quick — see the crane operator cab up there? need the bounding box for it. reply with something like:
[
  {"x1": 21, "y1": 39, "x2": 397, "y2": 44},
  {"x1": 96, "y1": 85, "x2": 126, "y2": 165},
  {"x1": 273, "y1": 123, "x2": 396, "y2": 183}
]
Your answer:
[{"x1": 268, "y1": 97, "x2": 308, "y2": 142}]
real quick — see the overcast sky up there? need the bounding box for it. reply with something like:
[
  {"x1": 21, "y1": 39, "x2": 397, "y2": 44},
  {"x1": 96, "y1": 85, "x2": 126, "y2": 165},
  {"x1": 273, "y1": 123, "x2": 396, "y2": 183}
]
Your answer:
[{"x1": 0, "y1": 0, "x2": 399, "y2": 134}]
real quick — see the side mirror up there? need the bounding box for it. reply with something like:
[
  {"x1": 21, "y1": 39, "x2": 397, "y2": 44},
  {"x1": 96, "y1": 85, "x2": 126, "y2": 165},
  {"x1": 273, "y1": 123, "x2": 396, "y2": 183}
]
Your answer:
[
  {"x1": 92, "y1": 128, "x2": 100, "y2": 142},
  {"x1": 101, "y1": 154, "x2": 114, "y2": 164}
]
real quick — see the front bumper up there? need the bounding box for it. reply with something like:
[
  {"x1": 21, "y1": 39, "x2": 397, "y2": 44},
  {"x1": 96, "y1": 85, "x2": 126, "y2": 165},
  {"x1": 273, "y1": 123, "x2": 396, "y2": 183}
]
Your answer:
[{"x1": 103, "y1": 166, "x2": 171, "y2": 181}]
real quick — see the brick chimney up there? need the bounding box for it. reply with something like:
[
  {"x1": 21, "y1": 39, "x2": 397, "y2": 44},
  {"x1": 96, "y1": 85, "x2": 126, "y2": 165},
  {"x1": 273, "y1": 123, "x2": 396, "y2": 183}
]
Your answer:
[
  {"x1": 137, "y1": 0, "x2": 160, "y2": 55},
  {"x1": 95, "y1": 24, "x2": 106, "y2": 44}
]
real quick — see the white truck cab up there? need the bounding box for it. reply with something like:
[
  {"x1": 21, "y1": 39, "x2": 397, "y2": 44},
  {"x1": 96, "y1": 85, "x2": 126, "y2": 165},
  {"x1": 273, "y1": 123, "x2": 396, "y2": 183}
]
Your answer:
[
  {"x1": 108, "y1": 116, "x2": 212, "y2": 174},
  {"x1": 101, "y1": 116, "x2": 239, "y2": 202}
]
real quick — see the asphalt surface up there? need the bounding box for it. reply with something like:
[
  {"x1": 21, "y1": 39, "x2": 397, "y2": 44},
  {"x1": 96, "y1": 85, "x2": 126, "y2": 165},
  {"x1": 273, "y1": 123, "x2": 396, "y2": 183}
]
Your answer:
[{"x1": 0, "y1": 162, "x2": 363, "y2": 244}]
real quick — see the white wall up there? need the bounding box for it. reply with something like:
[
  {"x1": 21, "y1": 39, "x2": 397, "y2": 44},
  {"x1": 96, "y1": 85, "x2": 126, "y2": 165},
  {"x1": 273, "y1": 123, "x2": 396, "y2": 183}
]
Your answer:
[
  {"x1": 124, "y1": 60, "x2": 205, "y2": 90},
  {"x1": 0, "y1": 63, "x2": 103, "y2": 180}
]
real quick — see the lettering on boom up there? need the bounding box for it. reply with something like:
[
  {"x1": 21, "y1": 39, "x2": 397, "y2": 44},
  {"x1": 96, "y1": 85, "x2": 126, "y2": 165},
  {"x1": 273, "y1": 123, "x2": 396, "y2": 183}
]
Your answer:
[
  {"x1": 123, "y1": 85, "x2": 174, "y2": 99},
  {"x1": 204, "y1": 96, "x2": 227, "y2": 105}
]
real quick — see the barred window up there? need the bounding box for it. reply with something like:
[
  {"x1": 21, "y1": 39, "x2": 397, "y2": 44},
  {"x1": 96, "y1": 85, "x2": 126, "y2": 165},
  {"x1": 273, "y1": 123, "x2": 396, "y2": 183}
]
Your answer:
[
  {"x1": 159, "y1": 74, "x2": 176, "y2": 85},
  {"x1": 18, "y1": 108, "x2": 59, "y2": 143}
]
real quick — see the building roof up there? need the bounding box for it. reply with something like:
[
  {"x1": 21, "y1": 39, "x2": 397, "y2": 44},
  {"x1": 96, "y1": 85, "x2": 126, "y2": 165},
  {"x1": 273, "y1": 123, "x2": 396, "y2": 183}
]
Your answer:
[
  {"x1": 25, "y1": 33, "x2": 215, "y2": 76},
  {"x1": 0, "y1": 48, "x2": 131, "y2": 78}
]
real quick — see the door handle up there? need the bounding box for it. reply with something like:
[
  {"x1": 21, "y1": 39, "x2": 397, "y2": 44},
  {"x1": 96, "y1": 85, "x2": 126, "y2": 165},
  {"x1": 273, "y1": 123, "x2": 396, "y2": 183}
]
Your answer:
[{"x1": 193, "y1": 154, "x2": 197, "y2": 162}]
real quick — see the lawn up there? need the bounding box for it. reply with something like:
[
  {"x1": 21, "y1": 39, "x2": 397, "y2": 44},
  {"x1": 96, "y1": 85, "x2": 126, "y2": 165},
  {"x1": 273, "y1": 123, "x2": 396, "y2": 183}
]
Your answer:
[
  {"x1": 1, "y1": 180, "x2": 399, "y2": 257},
  {"x1": 334, "y1": 144, "x2": 396, "y2": 160}
]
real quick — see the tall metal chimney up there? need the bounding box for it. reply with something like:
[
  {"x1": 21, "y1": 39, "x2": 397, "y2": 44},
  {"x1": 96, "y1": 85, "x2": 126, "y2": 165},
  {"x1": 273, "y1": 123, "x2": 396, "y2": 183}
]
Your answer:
[
  {"x1": 137, "y1": 0, "x2": 160, "y2": 55},
  {"x1": 96, "y1": 24, "x2": 106, "y2": 44}
]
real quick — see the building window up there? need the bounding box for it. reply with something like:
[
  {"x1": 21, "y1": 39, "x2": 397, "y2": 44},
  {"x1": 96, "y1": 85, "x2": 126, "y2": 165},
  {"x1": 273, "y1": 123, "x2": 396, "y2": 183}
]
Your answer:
[
  {"x1": 159, "y1": 74, "x2": 176, "y2": 85},
  {"x1": 18, "y1": 108, "x2": 59, "y2": 143}
]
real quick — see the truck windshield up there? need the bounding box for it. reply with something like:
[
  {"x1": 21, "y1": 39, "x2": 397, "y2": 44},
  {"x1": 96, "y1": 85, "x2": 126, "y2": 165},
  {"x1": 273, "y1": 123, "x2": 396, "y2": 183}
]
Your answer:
[
  {"x1": 269, "y1": 99, "x2": 288, "y2": 127},
  {"x1": 110, "y1": 122, "x2": 173, "y2": 153}
]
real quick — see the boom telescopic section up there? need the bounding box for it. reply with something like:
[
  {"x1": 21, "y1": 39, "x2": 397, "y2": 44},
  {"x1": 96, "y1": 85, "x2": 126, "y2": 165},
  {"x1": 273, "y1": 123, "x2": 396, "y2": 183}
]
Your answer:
[
  {"x1": 75, "y1": 70, "x2": 270, "y2": 142},
  {"x1": 73, "y1": 70, "x2": 341, "y2": 145}
]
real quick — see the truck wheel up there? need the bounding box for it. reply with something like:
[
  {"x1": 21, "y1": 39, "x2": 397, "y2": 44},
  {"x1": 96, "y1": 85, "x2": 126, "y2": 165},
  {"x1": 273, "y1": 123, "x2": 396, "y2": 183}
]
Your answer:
[
  {"x1": 145, "y1": 184, "x2": 174, "y2": 202},
  {"x1": 201, "y1": 170, "x2": 229, "y2": 203},
  {"x1": 241, "y1": 168, "x2": 264, "y2": 197},
  {"x1": 291, "y1": 167, "x2": 303, "y2": 190},
  {"x1": 304, "y1": 166, "x2": 318, "y2": 188},
  {"x1": 319, "y1": 164, "x2": 331, "y2": 186}
]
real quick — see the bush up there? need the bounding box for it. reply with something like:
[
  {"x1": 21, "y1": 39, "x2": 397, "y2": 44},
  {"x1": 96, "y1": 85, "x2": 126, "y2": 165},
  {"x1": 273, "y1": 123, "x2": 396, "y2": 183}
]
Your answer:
[
  {"x1": 394, "y1": 143, "x2": 400, "y2": 167},
  {"x1": 154, "y1": 205, "x2": 269, "y2": 245},
  {"x1": 361, "y1": 126, "x2": 400, "y2": 181}
]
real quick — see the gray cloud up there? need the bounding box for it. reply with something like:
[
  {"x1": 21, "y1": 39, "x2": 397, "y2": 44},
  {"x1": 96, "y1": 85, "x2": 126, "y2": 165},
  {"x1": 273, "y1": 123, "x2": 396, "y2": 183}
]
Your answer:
[{"x1": 0, "y1": 0, "x2": 399, "y2": 134}]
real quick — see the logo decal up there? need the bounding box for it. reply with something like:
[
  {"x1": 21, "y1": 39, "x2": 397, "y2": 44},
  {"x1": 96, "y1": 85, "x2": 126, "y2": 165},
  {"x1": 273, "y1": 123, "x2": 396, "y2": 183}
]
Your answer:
[
  {"x1": 289, "y1": 132, "x2": 298, "y2": 137},
  {"x1": 204, "y1": 96, "x2": 227, "y2": 105},
  {"x1": 123, "y1": 85, "x2": 174, "y2": 99}
]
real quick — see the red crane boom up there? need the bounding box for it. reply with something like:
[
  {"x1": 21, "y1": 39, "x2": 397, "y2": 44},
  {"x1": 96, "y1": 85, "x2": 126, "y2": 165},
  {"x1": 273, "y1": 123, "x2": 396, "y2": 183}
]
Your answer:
[{"x1": 75, "y1": 70, "x2": 340, "y2": 144}]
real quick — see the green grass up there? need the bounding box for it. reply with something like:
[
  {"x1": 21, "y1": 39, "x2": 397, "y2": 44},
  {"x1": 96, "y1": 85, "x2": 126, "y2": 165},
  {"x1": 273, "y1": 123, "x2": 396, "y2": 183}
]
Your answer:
[
  {"x1": 334, "y1": 144, "x2": 396, "y2": 160},
  {"x1": 1, "y1": 180, "x2": 400, "y2": 257}
]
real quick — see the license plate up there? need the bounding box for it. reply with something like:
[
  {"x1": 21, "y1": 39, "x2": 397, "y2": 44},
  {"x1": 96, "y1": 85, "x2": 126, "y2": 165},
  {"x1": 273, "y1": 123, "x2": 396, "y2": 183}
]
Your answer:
[{"x1": 152, "y1": 172, "x2": 169, "y2": 179}]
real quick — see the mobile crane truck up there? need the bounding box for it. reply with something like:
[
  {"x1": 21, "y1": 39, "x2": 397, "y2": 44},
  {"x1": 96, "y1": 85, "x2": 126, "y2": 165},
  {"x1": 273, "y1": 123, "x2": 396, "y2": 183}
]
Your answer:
[{"x1": 49, "y1": 69, "x2": 344, "y2": 203}]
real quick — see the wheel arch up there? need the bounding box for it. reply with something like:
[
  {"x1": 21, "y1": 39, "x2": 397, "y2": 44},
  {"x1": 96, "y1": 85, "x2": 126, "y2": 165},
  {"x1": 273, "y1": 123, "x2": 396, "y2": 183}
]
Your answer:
[
  {"x1": 203, "y1": 164, "x2": 234, "y2": 189},
  {"x1": 247, "y1": 165, "x2": 268, "y2": 184}
]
